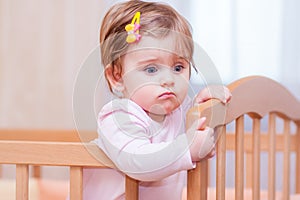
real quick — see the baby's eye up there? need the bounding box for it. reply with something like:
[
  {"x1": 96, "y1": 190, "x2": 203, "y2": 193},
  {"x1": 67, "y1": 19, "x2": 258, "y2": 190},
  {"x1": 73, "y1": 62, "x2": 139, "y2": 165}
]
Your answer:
[
  {"x1": 144, "y1": 65, "x2": 158, "y2": 74},
  {"x1": 173, "y1": 65, "x2": 184, "y2": 73}
]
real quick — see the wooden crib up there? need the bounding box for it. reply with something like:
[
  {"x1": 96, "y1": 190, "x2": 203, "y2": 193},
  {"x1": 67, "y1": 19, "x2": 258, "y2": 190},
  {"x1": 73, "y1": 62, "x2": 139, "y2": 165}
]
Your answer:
[
  {"x1": 186, "y1": 76, "x2": 300, "y2": 200},
  {"x1": 0, "y1": 76, "x2": 299, "y2": 200}
]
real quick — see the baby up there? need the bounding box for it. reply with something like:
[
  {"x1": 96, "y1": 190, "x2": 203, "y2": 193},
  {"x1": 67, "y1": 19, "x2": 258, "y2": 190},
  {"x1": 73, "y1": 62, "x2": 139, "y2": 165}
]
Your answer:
[{"x1": 81, "y1": 1, "x2": 231, "y2": 199}]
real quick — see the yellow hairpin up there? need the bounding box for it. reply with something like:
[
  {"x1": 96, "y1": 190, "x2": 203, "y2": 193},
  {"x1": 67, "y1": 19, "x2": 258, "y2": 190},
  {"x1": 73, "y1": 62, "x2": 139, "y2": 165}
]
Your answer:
[{"x1": 125, "y1": 12, "x2": 141, "y2": 43}]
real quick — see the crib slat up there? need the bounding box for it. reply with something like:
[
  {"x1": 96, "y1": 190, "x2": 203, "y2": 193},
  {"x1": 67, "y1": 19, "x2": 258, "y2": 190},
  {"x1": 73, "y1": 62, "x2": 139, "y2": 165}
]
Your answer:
[
  {"x1": 70, "y1": 166, "x2": 83, "y2": 200},
  {"x1": 246, "y1": 153, "x2": 252, "y2": 188},
  {"x1": 296, "y1": 125, "x2": 300, "y2": 193},
  {"x1": 235, "y1": 115, "x2": 244, "y2": 200},
  {"x1": 187, "y1": 161, "x2": 208, "y2": 200},
  {"x1": 268, "y1": 113, "x2": 276, "y2": 200},
  {"x1": 16, "y1": 164, "x2": 29, "y2": 200},
  {"x1": 216, "y1": 126, "x2": 226, "y2": 200},
  {"x1": 125, "y1": 175, "x2": 139, "y2": 200},
  {"x1": 252, "y1": 118, "x2": 261, "y2": 200},
  {"x1": 282, "y1": 119, "x2": 290, "y2": 200},
  {"x1": 32, "y1": 166, "x2": 41, "y2": 178}
]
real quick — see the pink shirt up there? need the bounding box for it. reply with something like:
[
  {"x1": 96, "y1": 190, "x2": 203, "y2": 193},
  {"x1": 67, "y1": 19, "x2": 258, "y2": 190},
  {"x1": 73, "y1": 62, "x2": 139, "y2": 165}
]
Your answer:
[{"x1": 82, "y1": 98, "x2": 194, "y2": 200}]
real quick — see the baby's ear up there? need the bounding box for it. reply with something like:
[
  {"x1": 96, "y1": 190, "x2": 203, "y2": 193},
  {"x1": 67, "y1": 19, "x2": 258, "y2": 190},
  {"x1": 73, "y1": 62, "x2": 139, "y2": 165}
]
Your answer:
[{"x1": 105, "y1": 64, "x2": 124, "y2": 93}]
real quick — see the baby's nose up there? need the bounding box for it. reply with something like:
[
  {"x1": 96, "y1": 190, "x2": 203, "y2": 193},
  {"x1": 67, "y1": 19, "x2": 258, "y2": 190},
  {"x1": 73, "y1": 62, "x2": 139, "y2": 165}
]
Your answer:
[{"x1": 160, "y1": 70, "x2": 175, "y2": 87}]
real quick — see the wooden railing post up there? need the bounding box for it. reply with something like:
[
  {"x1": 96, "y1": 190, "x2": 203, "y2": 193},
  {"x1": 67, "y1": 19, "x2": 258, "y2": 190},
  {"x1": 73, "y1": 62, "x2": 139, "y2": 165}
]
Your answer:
[
  {"x1": 16, "y1": 164, "x2": 29, "y2": 200},
  {"x1": 216, "y1": 126, "x2": 226, "y2": 200},
  {"x1": 70, "y1": 166, "x2": 83, "y2": 200},
  {"x1": 282, "y1": 119, "x2": 290, "y2": 200},
  {"x1": 187, "y1": 160, "x2": 208, "y2": 200},
  {"x1": 235, "y1": 115, "x2": 244, "y2": 200},
  {"x1": 296, "y1": 125, "x2": 300, "y2": 193},
  {"x1": 32, "y1": 165, "x2": 41, "y2": 178},
  {"x1": 125, "y1": 175, "x2": 139, "y2": 200},
  {"x1": 252, "y1": 118, "x2": 261, "y2": 200},
  {"x1": 268, "y1": 113, "x2": 276, "y2": 200}
]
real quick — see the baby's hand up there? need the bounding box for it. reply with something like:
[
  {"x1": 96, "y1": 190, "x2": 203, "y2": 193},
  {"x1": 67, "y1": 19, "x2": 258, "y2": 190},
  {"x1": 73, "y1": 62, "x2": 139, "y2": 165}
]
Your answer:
[
  {"x1": 187, "y1": 117, "x2": 215, "y2": 162},
  {"x1": 194, "y1": 85, "x2": 232, "y2": 104}
]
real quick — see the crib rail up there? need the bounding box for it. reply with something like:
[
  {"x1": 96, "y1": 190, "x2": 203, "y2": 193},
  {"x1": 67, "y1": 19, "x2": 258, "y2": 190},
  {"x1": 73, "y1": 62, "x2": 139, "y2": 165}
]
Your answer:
[
  {"x1": 0, "y1": 139, "x2": 114, "y2": 200},
  {"x1": 0, "y1": 129, "x2": 96, "y2": 142},
  {"x1": 0, "y1": 140, "x2": 113, "y2": 167},
  {"x1": 186, "y1": 76, "x2": 300, "y2": 200}
]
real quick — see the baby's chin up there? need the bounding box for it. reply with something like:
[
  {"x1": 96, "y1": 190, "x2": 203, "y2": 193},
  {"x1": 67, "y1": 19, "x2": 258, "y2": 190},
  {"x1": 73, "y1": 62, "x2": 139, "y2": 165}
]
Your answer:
[{"x1": 148, "y1": 103, "x2": 179, "y2": 116}]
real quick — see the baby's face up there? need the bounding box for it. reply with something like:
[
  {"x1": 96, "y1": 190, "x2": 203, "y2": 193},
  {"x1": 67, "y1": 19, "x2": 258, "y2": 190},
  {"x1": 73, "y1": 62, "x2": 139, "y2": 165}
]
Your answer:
[{"x1": 120, "y1": 45, "x2": 190, "y2": 119}]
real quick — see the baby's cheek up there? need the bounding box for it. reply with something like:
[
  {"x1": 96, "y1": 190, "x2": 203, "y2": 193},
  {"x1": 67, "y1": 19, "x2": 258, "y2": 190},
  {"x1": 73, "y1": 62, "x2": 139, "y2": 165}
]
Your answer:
[{"x1": 129, "y1": 86, "x2": 155, "y2": 108}]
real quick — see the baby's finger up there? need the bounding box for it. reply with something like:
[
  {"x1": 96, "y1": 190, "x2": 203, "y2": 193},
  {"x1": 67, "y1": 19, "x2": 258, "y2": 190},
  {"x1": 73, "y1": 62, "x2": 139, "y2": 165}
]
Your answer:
[
  {"x1": 215, "y1": 86, "x2": 230, "y2": 104},
  {"x1": 203, "y1": 147, "x2": 216, "y2": 159},
  {"x1": 187, "y1": 118, "x2": 206, "y2": 135},
  {"x1": 197, "y1": 117, "x2": 206, "y2": 130},
  {"x1": 223, "y1": 87, "x2": 232, "y2": 103},
  {"x1": 194, "y1": 95, "x2": 210, "y2": 104}
]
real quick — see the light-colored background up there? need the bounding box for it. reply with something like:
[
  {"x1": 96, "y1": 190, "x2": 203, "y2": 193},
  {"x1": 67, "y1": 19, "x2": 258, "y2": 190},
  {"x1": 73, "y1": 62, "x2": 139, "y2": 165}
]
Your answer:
[
  {"x1": 0, "y1": 0, "x2": 299, "y2": 190},
  {"x1": 1, "y1": 0, "x2": 299, "y2": 129}
]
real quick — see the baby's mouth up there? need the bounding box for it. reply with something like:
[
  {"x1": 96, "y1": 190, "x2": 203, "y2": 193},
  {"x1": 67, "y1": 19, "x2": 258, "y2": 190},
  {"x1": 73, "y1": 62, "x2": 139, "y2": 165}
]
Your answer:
[{"x1": 158, "y1": 92, "x2": 176, "y2": 99}]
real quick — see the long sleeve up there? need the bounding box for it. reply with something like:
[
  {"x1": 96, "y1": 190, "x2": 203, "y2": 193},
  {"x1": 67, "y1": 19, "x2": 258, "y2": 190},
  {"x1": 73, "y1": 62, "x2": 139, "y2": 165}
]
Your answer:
[{"x1": 96, "y1": 99, "x2": 194, "y2": 181}]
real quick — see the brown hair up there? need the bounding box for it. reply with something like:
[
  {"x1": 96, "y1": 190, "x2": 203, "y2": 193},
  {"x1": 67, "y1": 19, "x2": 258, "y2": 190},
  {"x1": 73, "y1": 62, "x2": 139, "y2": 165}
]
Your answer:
[{"x1": 100, "y1": 0, "x2": 194, "y2": 91}]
